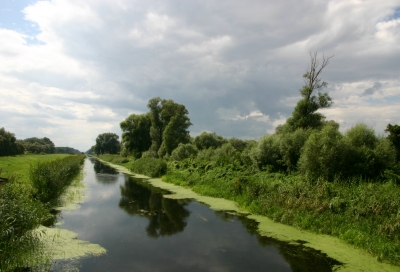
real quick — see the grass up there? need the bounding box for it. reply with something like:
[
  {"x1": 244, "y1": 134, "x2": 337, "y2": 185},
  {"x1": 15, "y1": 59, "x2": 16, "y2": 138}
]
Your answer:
[
  {"x1": 0, "y1": 154, "x2": 85, "y2": 271},
  {"x1": 0, "y1": 154, "x2": 70, "y2": 184}
]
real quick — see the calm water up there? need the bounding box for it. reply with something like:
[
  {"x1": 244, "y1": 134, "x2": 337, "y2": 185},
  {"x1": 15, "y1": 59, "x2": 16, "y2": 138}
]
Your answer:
[{"x1": 54, "y1": 158, "x2": 340, "y2": 271}]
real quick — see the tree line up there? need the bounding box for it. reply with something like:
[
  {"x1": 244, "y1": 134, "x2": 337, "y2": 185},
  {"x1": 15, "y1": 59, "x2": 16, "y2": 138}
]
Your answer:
[
  {"x1": 94, "y1": 52, "x2": 400, "y2": 181},
  {"x1": 0, "y1": 129, "x2": 82, "y2": 156}
]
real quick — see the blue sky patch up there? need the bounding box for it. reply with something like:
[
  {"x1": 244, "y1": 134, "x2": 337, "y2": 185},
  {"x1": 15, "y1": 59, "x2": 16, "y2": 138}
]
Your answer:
[{"x1": 0, "y1": 0, "x2": 43, "y2": 44}]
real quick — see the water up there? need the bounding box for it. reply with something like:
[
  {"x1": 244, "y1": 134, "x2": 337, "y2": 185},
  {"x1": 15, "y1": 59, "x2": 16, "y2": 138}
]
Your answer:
[{"x1": 55, "y1": 158, "x2": 340, "y2": 271}]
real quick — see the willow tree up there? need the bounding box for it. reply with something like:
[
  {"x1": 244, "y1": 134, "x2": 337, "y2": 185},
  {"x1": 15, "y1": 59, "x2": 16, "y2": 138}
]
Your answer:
[{"x1": 286, "y1": 52, "x2": 334, "y2": 131}]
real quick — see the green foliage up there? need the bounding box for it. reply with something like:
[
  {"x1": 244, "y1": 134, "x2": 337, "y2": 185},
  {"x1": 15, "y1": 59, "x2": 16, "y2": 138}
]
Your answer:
[
  {"x1": 385, "y1": 123, "x2": 400, "y2": 161},
  {"x1": 170, "y1": 143, "x2": 198, "y2": 161},
  {"x1": 227, "y1": 137, "x2": 249, "y2": 152},
  {"x1": 30, "y1": 155, "x2": 85, "y2": 204},
  {"x1": 20, "y1": 137, "x2": 55, "y2": 154},
  {"x1": 97, "y1": 154, "x2": 130, "y2": 165},
  {"x1": 278, "y1": 128, "x2": 314, "y2": 171},
  {"x1": 0, "y1": 127, "x2": 25, "y2": 156},
  {"x1": 120, "y1": 113, "x2": 152, "y2": 158},
  {"x1": 0, "y1": 179, "x2": 50, "y2": 271},
  {"x1": 130, "y1": 157, "x2": 167, "y2": 177},
  {"x1": 298, "y1": 125, "x2": 346, "y2": 182},
  {"x1": 95, "y1": 132, "x2": 120, "y2": 155},
  {"x1": 252, "y1": 134, "x2": 282, "y2": 171},
  {"x1": 194, "y1": 132, "x2": 227, "y2": 150},
  {"x1": 298, "y1": 124, "x2": 397, "y2": 181},
  {"x1": 147, "y1": 97, "x2": 192, "y2": 156},
  {"x1": 0, "y1": 155, "x2": 81, "y2": 271}
]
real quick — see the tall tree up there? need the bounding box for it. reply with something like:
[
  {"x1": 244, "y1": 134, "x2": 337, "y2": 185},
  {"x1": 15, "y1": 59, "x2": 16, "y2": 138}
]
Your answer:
[
  {"x1": 95, "y1": 132, "x2": 121, "y2": 155},
  {"x1": 120, "y1": 113, "x2": 152, "y2": 158},
  {"x1": 286, "y1": 52, "x2": 333, "y2": 131},
  {"x1": 147, "y1": 97, "x2": 192, "y2": 157},
  {"x1": 385, "y1": 123, "x2": 400, "y2": 161}
]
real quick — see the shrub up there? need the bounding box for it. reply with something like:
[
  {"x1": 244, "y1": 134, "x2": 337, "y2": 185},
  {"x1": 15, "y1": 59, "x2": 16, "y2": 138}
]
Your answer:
[
  {"x1": 298, "y1": 125, "x2": 348, "y2": 182},
  {"x1": 252, "y1": 134, "x2": 282, "y2": 171},
  {"x1": 194, "y1": 132, "x2": 227, "y2": 150},
  {"x1": 130, "y1": 158, "x2": 167, "y2": 177},
  {"x1": 170, "y1": 143, "x2": 198, "y2": 161},
  {"x1": 278, "y1": 128, "x2": 313, "y2": 171},
  {"x1": 141, "y1": 150, "x2": 159, "y2": 159}
]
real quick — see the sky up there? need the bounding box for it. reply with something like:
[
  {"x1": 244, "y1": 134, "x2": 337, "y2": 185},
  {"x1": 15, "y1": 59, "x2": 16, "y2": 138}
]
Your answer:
[{"x1": 0, "y1": 0, "x2": 399, "y2": 152}]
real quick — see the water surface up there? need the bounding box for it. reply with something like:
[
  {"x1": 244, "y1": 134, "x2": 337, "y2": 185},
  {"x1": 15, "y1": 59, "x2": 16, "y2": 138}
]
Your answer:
[{"x1": 55, "y1": 158, "x2": 340, "y2": 271}]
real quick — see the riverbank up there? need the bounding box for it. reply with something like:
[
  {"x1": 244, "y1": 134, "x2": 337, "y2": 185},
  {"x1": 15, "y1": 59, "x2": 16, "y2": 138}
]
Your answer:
[
  {"x1": 0, "y1": 154, "x2": 99, "y2": 271},
  {"x1": 96, "y1": 155, "x2": 400, "y2": 271}
]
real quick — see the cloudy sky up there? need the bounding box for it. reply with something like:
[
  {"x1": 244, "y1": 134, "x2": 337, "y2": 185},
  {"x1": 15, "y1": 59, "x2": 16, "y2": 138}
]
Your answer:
[{"x1": 1, "y1": 0, "x2": 399, "y2": 152}]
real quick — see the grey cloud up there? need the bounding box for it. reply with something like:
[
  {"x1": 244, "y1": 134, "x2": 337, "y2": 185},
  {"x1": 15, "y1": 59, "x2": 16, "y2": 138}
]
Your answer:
[
  {"x1": 362, "y1": 82, "x2": 382, "y2": 96},
  {"x1": 0, "y1": 0, "x2": 396, "y2": 151}
]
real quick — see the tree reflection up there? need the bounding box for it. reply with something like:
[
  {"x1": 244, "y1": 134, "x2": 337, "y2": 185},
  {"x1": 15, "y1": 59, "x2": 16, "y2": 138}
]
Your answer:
[
  {"x1": 119, "y1": 176, "x2": 190, "y2": 238},
  {"x1": 91, "y1": 158, "x2": 119, "y2": 185}
]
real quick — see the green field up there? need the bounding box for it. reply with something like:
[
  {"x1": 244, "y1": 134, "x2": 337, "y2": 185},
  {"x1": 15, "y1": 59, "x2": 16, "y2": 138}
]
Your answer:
[{"x1": 0, "y1": 154, "x2": 70, "y2": 184}]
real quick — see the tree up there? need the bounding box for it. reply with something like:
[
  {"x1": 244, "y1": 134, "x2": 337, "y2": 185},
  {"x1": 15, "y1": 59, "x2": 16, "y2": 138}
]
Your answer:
[
  {"x1": 120, "y1": 113, "x2": 152, "y2": 158},
  {"x1": 385, "y1": 123, "x2": 400, "y2": 161},
  {"x1": 0, "y1": 128, "x2": 25, "y2": 156},
  {"x1": 20, "y1": 137, "x2": 55, "y2": 154},
  {"x1": 147, "y1": 97, "x2": 192, "y2": 157},
  {"x1": 95, "y1": 133, "x2": 120, "y2": 155},
  {"x1": 286, "y1": 52, "x2": 333, "y2": 130}
]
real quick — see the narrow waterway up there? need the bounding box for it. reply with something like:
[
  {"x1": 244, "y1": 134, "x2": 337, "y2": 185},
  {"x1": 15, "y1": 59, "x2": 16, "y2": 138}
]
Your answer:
[{"x1": 54, "y1": 158, "x2": 340, "y2": 271}]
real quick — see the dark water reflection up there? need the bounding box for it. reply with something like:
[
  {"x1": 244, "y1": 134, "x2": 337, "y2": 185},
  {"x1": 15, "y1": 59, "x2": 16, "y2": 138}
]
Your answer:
[
  {"x1": 119, "y1": 177, "x2": 190, "y2": 238},
  {"x1": 55, "y1": 158, "x2": 341, "y2": 271}
]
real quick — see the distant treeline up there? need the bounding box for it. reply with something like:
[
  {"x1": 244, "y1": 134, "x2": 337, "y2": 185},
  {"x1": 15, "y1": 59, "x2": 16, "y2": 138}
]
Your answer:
[
  {"x1": 54, "y1": 147, "x2": 81, "y2": 154},
  {"x1": 0, "y1": 127, "x2": 80, "y2": 156}
]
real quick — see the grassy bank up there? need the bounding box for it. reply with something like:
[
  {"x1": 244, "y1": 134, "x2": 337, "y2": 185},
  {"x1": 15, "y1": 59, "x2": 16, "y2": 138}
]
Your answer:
[
  {"x1": 163, "y1": 160, "x2": 400, "y2": 266},
  {"x1": 0, "y1": 154, "x2": 85, "y2": 271},
  {"x1": 0, "y1": 154, "x2": 70, "y2": 184}
]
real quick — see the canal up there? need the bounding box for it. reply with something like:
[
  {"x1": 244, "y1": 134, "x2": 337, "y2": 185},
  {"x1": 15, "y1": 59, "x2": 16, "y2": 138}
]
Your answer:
[{"x1": 53, "y1": 157, "x2": 340, "y2": 271}]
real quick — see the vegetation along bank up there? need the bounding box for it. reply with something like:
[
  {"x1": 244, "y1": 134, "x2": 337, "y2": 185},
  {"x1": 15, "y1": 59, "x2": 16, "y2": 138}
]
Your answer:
[
  {"x1": 92, "y1": 53, "x2": 400, "y2": 267},
  {"x1": 0, "y1": 154, "x2": 85, "y2": 271}
]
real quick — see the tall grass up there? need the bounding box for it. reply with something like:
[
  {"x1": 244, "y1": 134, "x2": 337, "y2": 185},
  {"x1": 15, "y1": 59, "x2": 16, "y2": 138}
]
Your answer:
[
  {"x1": 30, "y1": 155, "x2": 85, "y2": 204},
  {"x1": 0, "y1": 154, "x2": 85, "y2": 271}
]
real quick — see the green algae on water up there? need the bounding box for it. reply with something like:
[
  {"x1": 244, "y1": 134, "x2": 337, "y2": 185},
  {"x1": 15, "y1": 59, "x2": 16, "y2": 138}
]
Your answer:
[
  {"x1": 54, "y1": 173, "x2": 88, "y2": 211},
  {"x1": 34, "y1": 226, "x2": 106, "y2": 260}
]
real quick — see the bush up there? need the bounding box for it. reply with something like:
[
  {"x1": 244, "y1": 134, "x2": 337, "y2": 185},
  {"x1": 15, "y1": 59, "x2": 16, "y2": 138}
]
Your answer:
[
  {"x1": 298, "y1": 125, "x2": 348, "y2": 182},
  {"x1": 194, "y1": 132, "x2": 227, "y2": 150},
  {"x1": 252, "y1": 134, "x2": 282, "y2": 171},
  {"x1": 130, "y1": 158, "x2": 167, "y2": 177},
  {"x1": 278, "y1": 128, "x2": 313, "y2": 171},
  {"x1": 170, "y1": 143, "x2": 198, "y2": 161}
]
